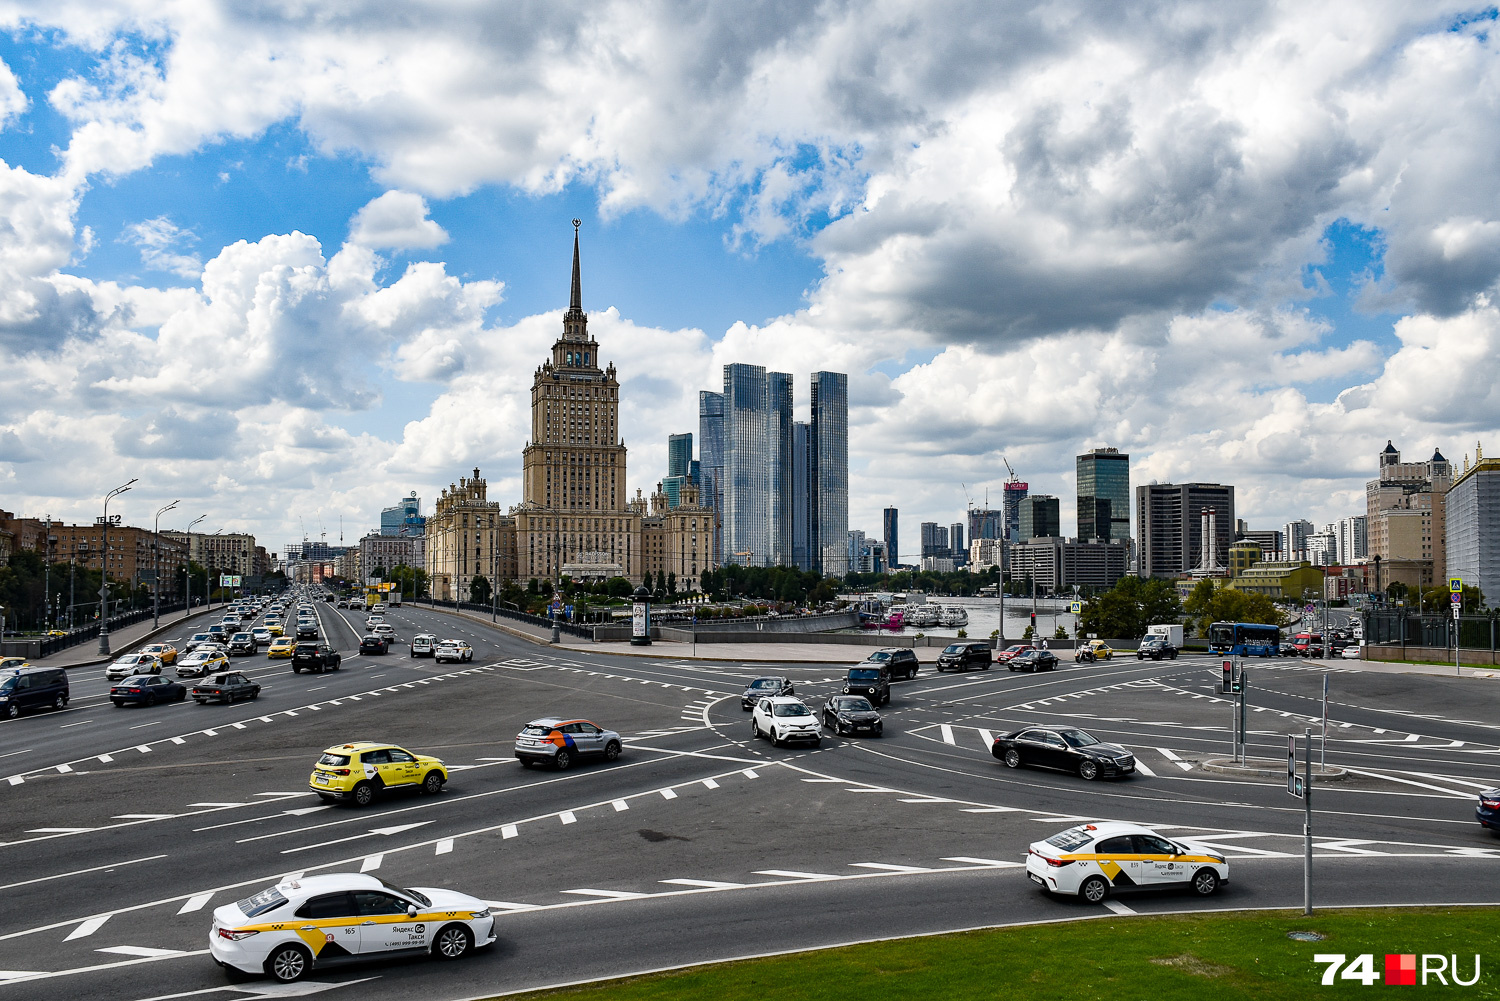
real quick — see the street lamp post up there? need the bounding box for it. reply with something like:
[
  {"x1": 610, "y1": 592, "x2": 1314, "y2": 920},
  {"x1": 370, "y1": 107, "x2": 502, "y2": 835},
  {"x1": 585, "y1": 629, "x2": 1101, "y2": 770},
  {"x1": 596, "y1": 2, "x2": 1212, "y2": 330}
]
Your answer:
[
  {"x1": 153, "y1": 500, "x2": 179, "y2": 629},
  {"x1": 97, "y1": 479, "x2": 138, "y2": 656},
  {"x1": 43, "y1": 516, "x2": 51, "y2": 632},
  {"x1": 184, "y1": 515, "x2": 206, "y2": 619}
]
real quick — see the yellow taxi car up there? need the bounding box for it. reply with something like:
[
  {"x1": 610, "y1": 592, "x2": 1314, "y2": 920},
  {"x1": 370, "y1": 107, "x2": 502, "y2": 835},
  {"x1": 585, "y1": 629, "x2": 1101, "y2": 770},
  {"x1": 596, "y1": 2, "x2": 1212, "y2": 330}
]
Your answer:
[
  {"x1": 141, "y1": 642, "x2": 179, "y2": 665},
  {"x1": 1074, "y1": 639, "x2": 1114, "y2": 662},
  {"x1": 310, "y1": 742, "x2": 448, "y2": 807},
  {"x1": 267, "y1": 637, "x2": 296, "y2": 658},
  {"x1": 265, "y1": 619, "x2": 285, "y2": 636},
  {"x1": 0, "y1": 657, "x2": 28, "y2": 671}
]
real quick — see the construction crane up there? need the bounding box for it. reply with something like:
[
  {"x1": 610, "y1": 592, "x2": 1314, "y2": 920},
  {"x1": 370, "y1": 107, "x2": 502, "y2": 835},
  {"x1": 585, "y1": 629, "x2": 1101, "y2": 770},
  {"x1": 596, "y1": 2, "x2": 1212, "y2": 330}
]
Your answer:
[
  {"x1": 961, "y1": 482, "x2": 975, "y2": 513},
  {"x1": 1002, "y1": 456, "x2": 1018, "y2": 483}
]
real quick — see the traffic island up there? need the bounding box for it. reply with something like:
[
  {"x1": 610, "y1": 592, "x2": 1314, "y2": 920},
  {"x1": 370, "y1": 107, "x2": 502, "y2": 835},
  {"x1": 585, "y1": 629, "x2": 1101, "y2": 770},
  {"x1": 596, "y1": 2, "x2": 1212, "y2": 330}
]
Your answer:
[{"x1": 1200, "y1": 756, "x2": 1348, "y2": 780}]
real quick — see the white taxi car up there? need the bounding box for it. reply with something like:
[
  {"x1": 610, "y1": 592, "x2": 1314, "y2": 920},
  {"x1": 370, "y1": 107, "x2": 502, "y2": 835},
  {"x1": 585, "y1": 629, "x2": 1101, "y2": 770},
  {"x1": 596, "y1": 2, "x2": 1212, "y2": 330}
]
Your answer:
[
  {"x1": 434, "y1": 639, "x2": 473, "y2": 663},
  {"x1": 750, "y1": 695, "x2": 822, "y2": 747},
  {"x1": 1026, "y1": 821, "x2": 1228, "y2": 902},
  {"x1": 210, "y1": 873, "x2": 494, "y2": 983}
]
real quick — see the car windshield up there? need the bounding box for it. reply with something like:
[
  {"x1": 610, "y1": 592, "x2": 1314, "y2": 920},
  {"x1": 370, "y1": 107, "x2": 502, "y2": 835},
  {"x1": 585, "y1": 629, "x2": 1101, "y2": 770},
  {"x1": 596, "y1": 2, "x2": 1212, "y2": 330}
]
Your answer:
[
  {"x1": 942, "y1": 644, "x2": 963, "y2": 654},
  {"x1": 318, "y1": 752, "x2": 350, "y2": 766},
  {"x1": 849, "y1": 669, "x2": 879, "y2": 680},
  {"x1": 1045, "y1": 827, "x2": 1095, "y2": 851},
  {"x1": 772, "y1": 703, "x2": 811, "y2": 717},
  {"x1": 521, "y1": 725, "x2": 555, "y2": 737},
  {"x1": 378, "y1": 878, "x2": 429, "y2": 907},
  {"x1": 0, "y1": 678, "x2": 14, "y2": 693},
  {"x1": 834, "y1": 697, "x2": 873, "y2": 711},
  {"x1": 1059, "y1": 729, "x2": 1100, "y2": 748},
  {"x1": 748, "y1": 679, "x2": 779, "y2": 689},
  {"x1": 868, "y1": 652, "x2": 890, "y2": 662},
  {"x1": 235, "y1": 886, "x2": 288, "y2": 918}
]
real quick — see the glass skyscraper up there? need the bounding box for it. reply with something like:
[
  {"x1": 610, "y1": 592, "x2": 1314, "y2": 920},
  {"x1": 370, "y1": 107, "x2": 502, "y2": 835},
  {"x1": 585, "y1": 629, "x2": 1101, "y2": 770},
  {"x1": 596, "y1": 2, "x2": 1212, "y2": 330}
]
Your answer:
[
  {"x1": 722, "y1": 364, "x2": 771, "y2": 565},
  {"x1": 883, "y1": 506, "x2": 899, "y2": 570},
  {"x1": 663, "y1": 432, "x2": 695, "y2": 508},
  {"x1": 1076, "y1": 447, "x2": 1131, "y2": 542},
  {"x1": 767, "y1": 371, "x2": 794, "y2": 566},
  {"x1": 810, "y1": 371, "x2": 848, "y2": 575},
  {"x1": 793, "y1": 421, "x2": 811, "y2": 570},
  {"x1": 380, "y1": 493, "x2": 424, "y2": 536},
  {"x1": 698, "y1": 391, "x2": 725, "y2": 565}
]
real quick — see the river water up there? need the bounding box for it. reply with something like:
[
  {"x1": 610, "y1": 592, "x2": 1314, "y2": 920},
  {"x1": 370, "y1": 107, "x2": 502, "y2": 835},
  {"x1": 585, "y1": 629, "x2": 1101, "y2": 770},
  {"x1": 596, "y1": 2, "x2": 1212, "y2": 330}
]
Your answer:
[{"x1": 840, "y1": 596, "x2": 1079, "y2": 641}]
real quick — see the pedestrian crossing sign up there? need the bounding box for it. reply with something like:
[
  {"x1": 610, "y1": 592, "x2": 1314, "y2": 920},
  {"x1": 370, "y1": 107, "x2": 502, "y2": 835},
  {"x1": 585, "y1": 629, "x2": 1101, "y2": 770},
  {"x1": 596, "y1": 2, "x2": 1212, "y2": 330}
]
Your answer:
[{"x1": 1450, "y1": 577, "x2": 1463, "y2": 593}]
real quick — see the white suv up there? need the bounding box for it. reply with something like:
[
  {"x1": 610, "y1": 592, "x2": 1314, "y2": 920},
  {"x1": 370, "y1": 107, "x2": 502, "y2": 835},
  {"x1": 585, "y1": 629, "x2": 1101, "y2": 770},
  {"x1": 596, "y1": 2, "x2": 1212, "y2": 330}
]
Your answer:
[
  {"x1": 410, "y1": 634, "x2": 436, "y2": 657},
  {"x1": 751, "y1": 696, "x2": 822, "y2": 747}
]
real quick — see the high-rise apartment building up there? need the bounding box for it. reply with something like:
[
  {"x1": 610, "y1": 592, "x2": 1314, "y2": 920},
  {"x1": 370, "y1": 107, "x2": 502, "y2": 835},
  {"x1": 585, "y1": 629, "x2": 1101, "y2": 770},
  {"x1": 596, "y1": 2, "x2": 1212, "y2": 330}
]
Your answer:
[
  {"x1": 1018, "y1": 495, "x2": 1061, "y2": 542},
  {"x1": 810, "y1": 371, "x2": 849, "y2": 575},
  {"x1": 883, "y1": 506, "x2": 899, "y2": 570},
  {"x1": 1446, "y1": 449, "x2": 1500, "y2": 605},
  {"x1": 1283, "y1": 519, "x2": 1314, "y2": 562},
  {"x1": 968, "y1": 508, "x2": 1002, "y2": 543},
  {"x1": 920, "y1": 522, "x2": 949, "y2": 557},
  {"x1": 949, "y1": 523, "x2": 965, "y2": 565},
  {"x1": 1336, "y1": 516, "x2": 1368, "y2": 565},
  {"x1": 1076, "y1": 447, "x2": 1130, "y2": 542},
  {"x1": 1306, "y1": 525, "x2": 1338, "y2": 567},
  {"x1": 1135, "y1": 482, "x2": 1236, "y2": 578},
  {"x1": 1366, "y1": 440, "x2": 1450, "y2": 592}
]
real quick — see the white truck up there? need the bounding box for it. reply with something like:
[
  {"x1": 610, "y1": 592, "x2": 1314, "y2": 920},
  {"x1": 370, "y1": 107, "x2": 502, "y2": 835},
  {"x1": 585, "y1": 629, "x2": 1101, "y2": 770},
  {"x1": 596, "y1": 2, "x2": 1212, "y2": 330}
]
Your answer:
[{"x1": 1138, "y1": 623, "x2": 1183, "y2": 660}]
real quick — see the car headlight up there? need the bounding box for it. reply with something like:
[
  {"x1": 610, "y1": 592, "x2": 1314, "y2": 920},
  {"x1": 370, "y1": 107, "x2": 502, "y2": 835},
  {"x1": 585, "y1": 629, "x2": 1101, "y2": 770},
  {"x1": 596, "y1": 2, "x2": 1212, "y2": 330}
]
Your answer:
[{"x1": 468, "y1": 909, "x2": 490, "y2": 919}]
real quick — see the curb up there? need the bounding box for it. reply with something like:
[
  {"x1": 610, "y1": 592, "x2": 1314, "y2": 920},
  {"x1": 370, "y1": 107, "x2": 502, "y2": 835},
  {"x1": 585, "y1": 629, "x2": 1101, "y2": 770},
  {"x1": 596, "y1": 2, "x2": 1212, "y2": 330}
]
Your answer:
[
  {"x1": 1199, "y1": 756, "x2": 1348, "y2": 781},
  {"x1": 49, "y1": 607, "x2": 230, "y2": 671}
]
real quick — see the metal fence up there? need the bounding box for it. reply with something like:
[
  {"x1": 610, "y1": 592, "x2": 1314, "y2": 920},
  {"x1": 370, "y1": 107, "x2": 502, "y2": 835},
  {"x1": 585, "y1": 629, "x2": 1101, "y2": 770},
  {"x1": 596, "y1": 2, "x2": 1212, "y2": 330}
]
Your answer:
[
  {"x1": 1364, "y1": 610, "x2": 1500, "y2": 652},
  {"x1": 422, "y1": 598, "x2": 594, "y2": 639},
  {"x1": 30, "y1": 602, "x2": 192, "y2": 657}
]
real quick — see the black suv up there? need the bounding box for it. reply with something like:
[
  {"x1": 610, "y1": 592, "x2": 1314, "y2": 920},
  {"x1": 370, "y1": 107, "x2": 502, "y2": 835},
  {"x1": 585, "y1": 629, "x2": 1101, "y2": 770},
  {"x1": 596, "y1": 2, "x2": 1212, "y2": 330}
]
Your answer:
[
  {"x1": 935, "y1": 641, "x2": 992, "y2": 672},
  {"x1": 291, "y1": 642, "x2": 342, "y2": 674},
  {"x1": 228, "y1": 632, "x2": 257, "y2": 656},
  {"x1": 741, "y1": 676, "x2": 794, "y2": 710},
  {"x1": 844, "y1": 664, "x2": 890, "y2": 705},
  {"x1": 861, "y1": 648, "x2": 919, "y2": 680}
]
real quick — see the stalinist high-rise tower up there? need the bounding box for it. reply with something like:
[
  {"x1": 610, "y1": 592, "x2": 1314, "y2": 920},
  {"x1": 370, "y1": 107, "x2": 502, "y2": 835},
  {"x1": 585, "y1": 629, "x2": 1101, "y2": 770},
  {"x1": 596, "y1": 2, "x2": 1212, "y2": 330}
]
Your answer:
[{"x1": 513, "y1": 222, "x2": 645, "y2": 581}]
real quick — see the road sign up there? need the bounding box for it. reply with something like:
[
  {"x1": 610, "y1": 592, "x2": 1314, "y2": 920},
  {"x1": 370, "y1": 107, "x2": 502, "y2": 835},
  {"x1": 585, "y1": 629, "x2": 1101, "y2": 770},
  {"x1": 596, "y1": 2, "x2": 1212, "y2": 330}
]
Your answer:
[
  {"x1": 1288, "y1": 735, "x2": 1304, "y2": 798},
  {"x1": 219, "y1": 574, "x2": 242, "y2": 587},
  {"x1": 1450, "y1": 577, "x2": 1463, "y2": 593},
  {"x1": 1454, "y1": 604, "x2": 1462, "y2": 620},
  {"x1": 1452, "y1": 591, "x2": 1463, "y2": 605},
  {"x1": 1069, "y1": 601, "x2": 1082, "y2": 614}
]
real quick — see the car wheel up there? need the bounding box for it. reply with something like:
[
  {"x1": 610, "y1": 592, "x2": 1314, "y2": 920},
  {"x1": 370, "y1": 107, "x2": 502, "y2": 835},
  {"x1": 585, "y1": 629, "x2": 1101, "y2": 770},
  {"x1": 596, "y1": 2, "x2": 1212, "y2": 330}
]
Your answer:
[
  {"x1": 1192, "y1": 869, "x2": 1220, "y2": 896},
  {"x1": 265, "y1": 944, "x2": 311, "y2": 983},
  {"x1": 351, "y1": 781, "x2": 376, "y2": 807},
  {"x1": 771, "y1": 729, "x2": 783, "y2": 747},
  {"x1": 433, "y1": 923, "x2": 473, "y2": 960},
  {"x1": 143, "y1": 693, "x2": 156, "y2": 707},
  {"x1": 1079, "y1": 759, "x2": 1100, "y2": 781},
  {"x1": 5, "y1": 703, "x2": 19, "y2": 718},
  {"x1": 604, "y1": 740, "x2": 622, "y2": 762},
  {"x1": 1170, "y1": 651, "x2": 1178, "y2": 660},
  {"x1": 981, "y1": 662, "x2": 990, "y2": 670},
  {"x1": 1079, "y1": 875, "x2": 1109, "y2": 903},
  {"x1": 554, "y1": 749, "x2": 572, "y2": 771},
  {"x1": 1008, "y1": 664, "x2": 1016, "y2": 671},
  {"x1": 292, "y1": 666, "x2": 301, "y2": 674},
  {"x1": 1004, "y1": 749, "x2": 1021, "y2": 768},
  {"x1": 194, "y1": 698, "x2": 206, "y2": 705},
  {"x1": 53, "y1": 694, "x2": 66, "y2": 710},
  {"x1": 1137, "y1": 653, "x2": 1143, "y2": 660},
  {"x1": 422, "y1": 771, "x2": 445, "y2": 795},
  {"x1": 751, "y1": 719, "x2": 761, "y2": 738}
]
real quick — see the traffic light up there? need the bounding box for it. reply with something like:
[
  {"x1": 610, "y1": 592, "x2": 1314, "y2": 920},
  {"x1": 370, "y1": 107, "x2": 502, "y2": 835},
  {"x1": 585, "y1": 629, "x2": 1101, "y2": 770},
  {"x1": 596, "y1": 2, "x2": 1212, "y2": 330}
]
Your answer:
[{"x1": 1222, "y1": 661, "x2": 1233, "y2": 694}]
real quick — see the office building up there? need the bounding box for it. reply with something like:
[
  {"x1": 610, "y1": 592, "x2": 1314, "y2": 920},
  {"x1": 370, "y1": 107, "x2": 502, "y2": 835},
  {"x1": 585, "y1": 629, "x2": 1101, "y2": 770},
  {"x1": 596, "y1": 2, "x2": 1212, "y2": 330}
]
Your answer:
[
  {"x1": 719, "y1": 363, "x2": 773, "y2": 565},
  {"x1": 1076, "y1": 447, "x2": 1130, "y2": 542},
  {"x1": 949, "y1": 523, "x2": 966, "y2": 566},
  {"x1": 379, "y1": 493, "x2": 424, "y2": 537},
  {"x1": 768, "y1": 371, "x2": 795, "y2": 566},
  {"x1": 1237, "y1": 528, "x2": 1283, "y2": 561},
  {"x1": 359, "y1": 532, "x2": 425, "y2": 580},
  {"x1": 1009, "y1": 537, "x2": 1129, "y2": 592},
  {"x1": 1003, "y1": 479, "x2": 1029, "y2": 543},
  {"x1": 809, "y1": 371, "x2": 849, "y2": 575},
  {"x1": 698, "y1": 391, "x2": 725, "y2": 566},
  {"x1": 1018, "y1": 495, "x2": 1061, "y2": 542},
  {"x1": 1366, "y1": 440, "x2": 1451, "y2": 592},
  {"x1": 920, "y1": 522, "x2": 949, "y2": 557},
  {"x1": 1227, "y1": 539, "x2": 1263, "y2": 578},
  {"x1": 661, "y1": 433, "x2": 697, "y2": 509},
  {"x1": 792, "y1": 422, "x2": 811, "y2": 570},
  {"x1": 1135, "y1": 482, "x2": 1236, "y2": 578},
  {"x1": 883, "y1": 506, "x2": 899, "y2": 571},
  {"x1": 1446, "y1": 447, "x2": 1500, "y2": 606}
]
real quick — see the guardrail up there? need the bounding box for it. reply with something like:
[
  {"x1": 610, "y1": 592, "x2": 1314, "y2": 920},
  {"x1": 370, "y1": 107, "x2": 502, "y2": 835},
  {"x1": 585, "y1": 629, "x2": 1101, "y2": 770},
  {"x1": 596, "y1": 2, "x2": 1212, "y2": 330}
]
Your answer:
[{"x1": 420, "y1": 597, "x2": 594, "y2": 639}]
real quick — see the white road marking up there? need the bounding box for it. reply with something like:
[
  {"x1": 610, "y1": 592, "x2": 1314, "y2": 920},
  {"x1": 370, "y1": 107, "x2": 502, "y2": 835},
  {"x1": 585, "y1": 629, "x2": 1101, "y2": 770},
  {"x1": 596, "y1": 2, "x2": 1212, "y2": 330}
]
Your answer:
[
  {"x1": 176, "y1": 893, "x2": 213, "y2": 915},
  {"x1": 485, "y1": 900, "x2": 537, "y2": 911},
  {"x1": 754, "y1": 869, "x2": 839, "y2": 880},
  {"x1": 360, "y1": 854, "x2": 383, "y2": 872},
  {"x1": 942, "y1": 857, "x2": 1025, "y2": 868},
  {"x1": 26, "y1": 827, "x2": 93, "y2": 834},
  {"x1": 612, "y1": 800, "x2": 629, "y2": 812},
  {"x1": 0, "y1": 854, "x2": 166, "y2": 892},
  {"x1": 501, "y1": 825, "x2": 518, "y2": 839},
  {"x1": 112, "y1": 814, "x2": 175, "y2": 821},
  {"x1": 960, "y1": 806, "x2": 1017, "y2": 813},
  {"x1": 64, "y1": 915, "x2": 111, "y2": 941},
  {"x1": 559, "y1": 812, "x2": 577, "y2": 825},
  {"x1": 94, "y1": 946, "x2": 182, "y2": 958},
  {"x1": 660, "y1": 878, "x2": 746, "y2": 889},
  {"x1": 742, "y1": 769, "x2": 758, "y2": 778},
  {"x1": 939, "y1": 724, "x2": 956, "y2": 745},
  {"x1": 562, "y1": 888, "x2": 645, "y2": 899},
  {"x1": 436, "y1": 839, "x2": 453, "y2": 855},
  {"x1": 1103, "y1": 900, "x2": 1136, "y2": 916},
  {"x1": 659, "y1": 788, "x2": 678, "y2": 800},
  {"x1": 850, "y1": 862, "x2": 933, "y2": 873}
]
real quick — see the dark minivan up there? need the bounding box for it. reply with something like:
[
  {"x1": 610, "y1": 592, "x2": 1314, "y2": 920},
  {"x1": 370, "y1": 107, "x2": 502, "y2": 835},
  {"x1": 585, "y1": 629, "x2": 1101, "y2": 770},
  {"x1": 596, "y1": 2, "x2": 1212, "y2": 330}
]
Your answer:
[
  {"x1": 844, "y1": 664, "x2": 890, "y2": 705},
  {"x1": 0, "y1": 666, "x2": 70, "y2": 719},
  {"x1": 936, "y1": 642, "x2": 993, "y2": 672}
]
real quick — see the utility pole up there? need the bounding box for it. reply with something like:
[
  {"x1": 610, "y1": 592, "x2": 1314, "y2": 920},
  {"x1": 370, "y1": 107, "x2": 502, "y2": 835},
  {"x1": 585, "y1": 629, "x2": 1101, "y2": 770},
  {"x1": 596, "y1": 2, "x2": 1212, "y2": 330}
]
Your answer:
[
  {"x1": 97, "y1": 478, "x2": 137, "y2": 656},
  {"x1": 43, "y1": 516, "x2": 51, "y2": 632}
]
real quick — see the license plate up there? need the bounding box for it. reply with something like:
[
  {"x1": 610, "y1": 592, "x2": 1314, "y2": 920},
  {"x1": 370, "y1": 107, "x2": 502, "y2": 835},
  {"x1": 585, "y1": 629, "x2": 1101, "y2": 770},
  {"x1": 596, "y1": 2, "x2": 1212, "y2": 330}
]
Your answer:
[
  {"x1": 1029, "y1": 873, "x2": 1044, "y2": 885},
  {"x1": 856, "y1": 726, "x2": 870, "y2": 731},
  {"x1": 314, "y1": 775, "x2": 328, "y2": 784}
]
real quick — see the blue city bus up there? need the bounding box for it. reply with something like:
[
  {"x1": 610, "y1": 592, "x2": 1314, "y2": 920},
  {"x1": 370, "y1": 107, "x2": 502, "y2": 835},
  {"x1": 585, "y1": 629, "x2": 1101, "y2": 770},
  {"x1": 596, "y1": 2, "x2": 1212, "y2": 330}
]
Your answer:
[{"x1": 1207, "y1": 621, "x2": 1281, "y2": 657}]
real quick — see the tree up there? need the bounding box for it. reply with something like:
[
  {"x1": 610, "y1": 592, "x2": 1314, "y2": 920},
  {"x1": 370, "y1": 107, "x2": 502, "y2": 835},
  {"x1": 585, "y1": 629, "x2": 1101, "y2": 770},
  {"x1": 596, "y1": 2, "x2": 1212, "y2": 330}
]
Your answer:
[
  {"x1": 607, "y1": 576, "x2": 634, "y2": 598},
  {"x1": 1183, "y1": 579, "x2": 1284, "y2": 635},
  {"x1": 1078, "y1": 576, "x2": 1182, "y2": 639},
  {"x1": 468, "y1": 575, "x2": 492, "y2": 605},
  {"x1": 666, "y1": 571, "x2": 677, "y2": 596},
  {"x1": 372, "y1": 565, "x2": 387, "y2": 582},
  {"x1": 388, "y1": 563, "x2": 429, "y2": 599}
]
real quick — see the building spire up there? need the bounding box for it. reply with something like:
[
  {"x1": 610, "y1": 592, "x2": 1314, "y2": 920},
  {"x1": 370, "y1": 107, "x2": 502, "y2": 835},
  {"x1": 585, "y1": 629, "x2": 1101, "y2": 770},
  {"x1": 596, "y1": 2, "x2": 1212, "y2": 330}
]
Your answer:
[{"x1": 568, "y1": 218, "x2": 583, "y2": 315}]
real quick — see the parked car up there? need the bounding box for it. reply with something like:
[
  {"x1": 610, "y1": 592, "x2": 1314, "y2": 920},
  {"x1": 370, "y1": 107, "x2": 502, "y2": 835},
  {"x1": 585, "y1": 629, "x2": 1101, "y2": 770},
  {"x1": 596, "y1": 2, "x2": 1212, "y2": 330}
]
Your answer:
[
  {"x1": 192, "y1": 671, "x2": 262, "y2": 705},
  {"x1": 0, "y1": 666, "x2": 69, "y2": 718},
  {"x1": 822, "y1": 695, "x2": 882, "y2": 737},
  {"x1": 513, "y1": 718, "x2": 623, "y2": 770},
  {"x1": 843, "y1": 664, "x2": 890, "y2": 705},
  {"x1": 1009, "y1": 649, "x2": 1060, "y2": 672},
  {"x1": 740, "y1": 676, "x2": 795, "y2": 710},
  {"x1": 107, "y1": 653, "x2": 162, "y2": 681},
  {"x1": 859, "y1": 648, "x2": 920, "y2": 679},
  {"x1": 110, "y1": 675, "x2": 187, "y2": 706},
  {"x1": 936, "y1": 641, "x2": 992, "y2": 672},
  {"x1": 291, "y1": 642, "x2": 342, "y2": 674},
  {"x1": 410, "y1": 633, "x2": 437, "y2": 657},
  {"x1": 359, "y1": 634, "x2": 390, "y2": 655},
  {"x1": 993, "y1": 725, "x2": 1135, "y2": 779}
]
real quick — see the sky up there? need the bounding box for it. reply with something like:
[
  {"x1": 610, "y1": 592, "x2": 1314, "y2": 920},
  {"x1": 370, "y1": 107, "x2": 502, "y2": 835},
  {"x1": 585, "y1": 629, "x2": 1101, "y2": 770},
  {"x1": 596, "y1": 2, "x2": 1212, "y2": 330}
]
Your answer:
[{"x1": 1, "y1": 2, "x2": 1499, "y2": 563}]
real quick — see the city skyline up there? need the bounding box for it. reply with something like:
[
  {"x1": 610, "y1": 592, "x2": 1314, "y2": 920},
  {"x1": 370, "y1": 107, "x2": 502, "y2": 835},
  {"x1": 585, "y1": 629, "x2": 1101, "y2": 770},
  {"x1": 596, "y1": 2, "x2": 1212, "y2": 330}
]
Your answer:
[{"x1": 0, "y1": 7, "x2": 1498, "y2": 561}]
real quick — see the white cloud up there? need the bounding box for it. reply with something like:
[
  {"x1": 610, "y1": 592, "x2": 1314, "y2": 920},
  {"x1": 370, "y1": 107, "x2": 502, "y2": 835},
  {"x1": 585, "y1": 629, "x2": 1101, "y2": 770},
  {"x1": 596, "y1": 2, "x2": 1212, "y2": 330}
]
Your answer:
[
  {"x1": 0, "y1": 57, "x2": 29, "y2": 128},
  {"x1": 347, "y1": 191, "x2": 449, "y2": 250},
  {"x1": 122, "y1": 215, "x2": 202, "y2": 278}
]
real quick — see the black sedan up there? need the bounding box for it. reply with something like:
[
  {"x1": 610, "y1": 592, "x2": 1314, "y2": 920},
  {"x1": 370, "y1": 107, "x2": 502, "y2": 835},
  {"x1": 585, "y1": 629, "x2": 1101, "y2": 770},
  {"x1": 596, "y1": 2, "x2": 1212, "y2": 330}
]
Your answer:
[
  {"x1": 110, "y1": 675, "x2": 188, "y2": 707},
  {"x1": 741, "y1": 676, "x2": 794, "y2": 710},
  {"x1": 822, "y1": 696, "x2": 882, "y2": 737},
  {"x1": 359, "y1": 634, "x2": 391, "y2": 655},
  {"x1": 1008, "y1": 649, "x2": 1059, "y2": 672},
  {"x1": 1478, "y1": 789, "x2": 1500, "y2": 833},
  {"x1": 992, "y1": 726, "x2": 1136, "y2": 780},
  {"x1": 192, "y1": 672, "x2": 261, "y2": 705}
]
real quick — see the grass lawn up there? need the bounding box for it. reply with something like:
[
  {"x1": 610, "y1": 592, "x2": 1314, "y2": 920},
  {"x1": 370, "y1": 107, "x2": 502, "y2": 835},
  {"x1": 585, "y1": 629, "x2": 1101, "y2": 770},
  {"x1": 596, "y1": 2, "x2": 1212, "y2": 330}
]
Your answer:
[{"x1": 496, "y1": 908, "x2": 1500, "y2": 999}]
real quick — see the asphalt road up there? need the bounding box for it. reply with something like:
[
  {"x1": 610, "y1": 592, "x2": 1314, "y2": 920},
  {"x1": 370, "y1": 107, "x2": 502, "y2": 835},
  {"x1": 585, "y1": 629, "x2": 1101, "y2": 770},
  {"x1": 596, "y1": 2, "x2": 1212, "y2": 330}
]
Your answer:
[{"x1": 0, "y1": 597, "x2": 1496, "y2": 1001}]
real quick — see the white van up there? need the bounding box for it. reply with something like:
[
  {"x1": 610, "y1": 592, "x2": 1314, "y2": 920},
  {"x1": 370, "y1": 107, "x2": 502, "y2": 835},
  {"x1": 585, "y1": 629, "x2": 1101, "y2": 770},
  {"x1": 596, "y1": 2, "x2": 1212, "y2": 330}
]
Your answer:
[{"x1": 410, "y1": 633, "x2": 436, "y2": 657}]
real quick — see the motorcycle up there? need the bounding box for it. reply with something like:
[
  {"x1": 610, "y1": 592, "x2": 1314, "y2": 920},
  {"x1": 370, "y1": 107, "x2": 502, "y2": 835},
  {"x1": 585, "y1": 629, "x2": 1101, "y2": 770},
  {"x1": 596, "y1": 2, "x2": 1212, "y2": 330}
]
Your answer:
[{"x1": 1075, "y1": 646, "x2": 1096, "y2": 664}]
